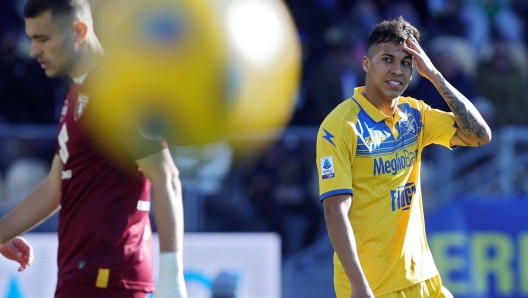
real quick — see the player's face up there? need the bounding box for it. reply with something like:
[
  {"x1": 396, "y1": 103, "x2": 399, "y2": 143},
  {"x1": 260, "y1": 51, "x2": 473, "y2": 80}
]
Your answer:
[
  {"x1": 363, "y1": 41, "x2": 413, "y2": 102},
  {"x1": 25, "y1": 11, "x2": 78, "y2": 78}
]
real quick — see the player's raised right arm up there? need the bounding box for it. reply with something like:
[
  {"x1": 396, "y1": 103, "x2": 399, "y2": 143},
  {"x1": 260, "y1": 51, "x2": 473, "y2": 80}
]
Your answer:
[
  {"x1": 323, "y1": 194, "x2": 375, "y2": 298},
  {"x1": 0, "y1": 154, "x2": 62, "y2": 245}
]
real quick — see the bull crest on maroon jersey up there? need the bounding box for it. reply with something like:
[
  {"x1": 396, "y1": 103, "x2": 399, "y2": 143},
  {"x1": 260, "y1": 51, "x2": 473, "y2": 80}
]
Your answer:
[{"x1": 74, "y1": 93, "x2": 90, "y2": 121}]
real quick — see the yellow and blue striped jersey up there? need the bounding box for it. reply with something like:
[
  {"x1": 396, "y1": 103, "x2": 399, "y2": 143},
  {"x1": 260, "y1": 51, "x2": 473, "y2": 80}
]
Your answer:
[{"x1": 316, "y1": 87, "x2": 457, "y2": 297}]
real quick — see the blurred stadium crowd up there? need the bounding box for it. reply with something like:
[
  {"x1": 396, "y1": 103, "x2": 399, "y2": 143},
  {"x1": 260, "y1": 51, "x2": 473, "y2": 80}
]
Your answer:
[{"x1": 1, "y1": 0, "x2": 528, "y2": 257}]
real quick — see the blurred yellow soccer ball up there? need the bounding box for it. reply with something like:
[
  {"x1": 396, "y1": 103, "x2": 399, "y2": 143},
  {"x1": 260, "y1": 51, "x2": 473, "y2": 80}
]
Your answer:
[
  {"x1": 210, "y1": 0, "x2": 302, "y2": 152},
  {"x1": 88, "y1": 0, "x2": 301, "y2": 153},
  {"x1": 89, "y1": 0, "x2": 229, "y2": 146}
]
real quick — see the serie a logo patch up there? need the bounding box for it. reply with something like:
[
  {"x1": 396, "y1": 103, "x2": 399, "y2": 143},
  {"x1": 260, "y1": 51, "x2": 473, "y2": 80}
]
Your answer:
[{"x1": 321, "y1": 156, "x2": 335, "y2": 179}]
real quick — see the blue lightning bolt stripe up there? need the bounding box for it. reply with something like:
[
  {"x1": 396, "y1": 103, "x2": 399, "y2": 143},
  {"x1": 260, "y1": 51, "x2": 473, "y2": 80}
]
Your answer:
[{"x1": 322, "y1": 128, "x2": 336, "y2": 147}]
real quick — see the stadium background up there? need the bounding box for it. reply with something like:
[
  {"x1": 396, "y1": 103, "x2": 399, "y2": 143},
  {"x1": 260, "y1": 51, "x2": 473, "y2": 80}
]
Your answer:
[{"x1": 1, "y1": 0, "x2": 528, "y2": 297}]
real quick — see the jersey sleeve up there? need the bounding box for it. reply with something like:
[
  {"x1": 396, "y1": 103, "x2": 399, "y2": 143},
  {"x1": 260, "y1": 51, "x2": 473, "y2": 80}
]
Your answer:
[
  {"x1": 316, "y1": 116, "x2": 355, "y2": 201},
  {"x1": 420, "y1": 101, "x2": 457, "y2": 148},
  {"x1": 118, "y1": 130, "x2": 168, "y2": 160}
]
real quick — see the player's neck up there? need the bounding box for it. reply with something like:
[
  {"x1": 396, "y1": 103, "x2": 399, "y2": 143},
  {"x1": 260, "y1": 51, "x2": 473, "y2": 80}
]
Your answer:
[
  {"x1": 361, "y1": 88, "x2": 399, "y2": 116},
  {"x1": 68, "y1": 37, "x2": 103, "y2": 79}
]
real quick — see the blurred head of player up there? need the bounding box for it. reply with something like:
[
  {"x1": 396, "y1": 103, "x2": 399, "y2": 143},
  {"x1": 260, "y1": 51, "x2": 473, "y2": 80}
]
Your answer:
[
  {"x1": 23, "y1": 0, "x2": 102, "y2": 78},
  {"x1": 363, "y1": 16, "x2": 420, "y2": 102}
]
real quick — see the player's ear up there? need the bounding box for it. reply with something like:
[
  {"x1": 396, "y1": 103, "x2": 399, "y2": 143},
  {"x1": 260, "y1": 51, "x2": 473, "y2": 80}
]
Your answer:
[
  {"x1": 362, "y1": 55, "x2": 370, "y2": 73},
  {"x1": 73, "y1": 21, "x2": 88, "y2": 44}
]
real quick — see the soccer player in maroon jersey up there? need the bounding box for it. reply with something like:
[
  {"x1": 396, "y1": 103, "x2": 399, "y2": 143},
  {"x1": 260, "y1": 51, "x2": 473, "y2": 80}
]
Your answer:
[{"x1": 0, "y1": 0, "x2": 187, "y2": 297}]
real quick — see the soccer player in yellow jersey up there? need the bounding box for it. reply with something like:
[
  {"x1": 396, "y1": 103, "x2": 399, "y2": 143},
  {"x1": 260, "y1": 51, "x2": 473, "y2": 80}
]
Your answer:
[{"x1": 316, "y1": 16, "x2": 491, "y2": 298}]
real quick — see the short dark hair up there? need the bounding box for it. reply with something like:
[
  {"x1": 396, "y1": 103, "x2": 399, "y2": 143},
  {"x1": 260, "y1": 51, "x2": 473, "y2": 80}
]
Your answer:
[
  {"x1": 367, "y1": 16, "x2": 420, "y2": 49},
  {"x1": 23, "y1": 0, "x2": 88, "y2": 19}
]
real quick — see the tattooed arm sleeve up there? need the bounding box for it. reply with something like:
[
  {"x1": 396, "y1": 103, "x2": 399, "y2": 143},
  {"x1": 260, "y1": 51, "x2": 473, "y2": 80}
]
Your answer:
[{"x1": 431, "y1": 74, "x2": 492, "y2": 147}]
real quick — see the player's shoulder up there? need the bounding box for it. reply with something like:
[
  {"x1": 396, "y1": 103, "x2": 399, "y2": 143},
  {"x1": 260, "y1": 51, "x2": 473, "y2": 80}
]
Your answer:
[
  {"x1": 320, "y1": 98, "x2": 360, "y2": 128},
  {"x1": 397, "y1": 95, "x2": 429, "y2": 113},
  {"x1": 317, "y1": 98, "x2": 360, "y2": 144},
  {"x1": 398, "y1": 95, "x2": 421, "y2": 106}
]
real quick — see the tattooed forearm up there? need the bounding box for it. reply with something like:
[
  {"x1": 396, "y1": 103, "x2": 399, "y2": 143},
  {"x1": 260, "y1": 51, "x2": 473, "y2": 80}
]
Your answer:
[{"x1": 433, "y1": 75, "x2": 491, "y2": 147}]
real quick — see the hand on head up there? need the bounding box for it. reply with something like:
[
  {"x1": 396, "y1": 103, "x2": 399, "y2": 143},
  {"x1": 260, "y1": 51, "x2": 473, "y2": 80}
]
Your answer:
[{"x1": 402, "y1": 36, "x2": 437, "y2": 80}]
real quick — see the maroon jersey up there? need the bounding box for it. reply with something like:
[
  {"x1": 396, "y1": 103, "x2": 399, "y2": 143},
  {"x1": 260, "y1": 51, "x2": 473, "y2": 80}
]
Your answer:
[{"x1": 54, "y1": 78, "x2": 165, "y2": 292}]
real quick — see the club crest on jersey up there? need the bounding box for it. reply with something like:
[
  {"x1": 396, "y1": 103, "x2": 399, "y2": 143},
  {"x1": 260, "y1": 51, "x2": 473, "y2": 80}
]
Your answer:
[
  {"x1": 74, "y1": 93, "x2": 90, "y2": 121},
  {"x1": 399, "y1": 113, "x2": 416, "y2": 135},
  {"x1": 321, "y1": 156, "x2": 335, "y2": 179}
]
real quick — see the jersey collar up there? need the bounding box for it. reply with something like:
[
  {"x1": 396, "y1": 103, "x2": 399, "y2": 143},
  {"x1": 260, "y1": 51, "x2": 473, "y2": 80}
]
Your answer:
[
  {"x1": 351, "y1": 87, "x2": 386, "y2": 122},
  {"x1": 72, "y1": 73, "x2": 89, "y2": 85},
  {"x1": 351, "y1": 87, "x2": 404, "y2": 123}
]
